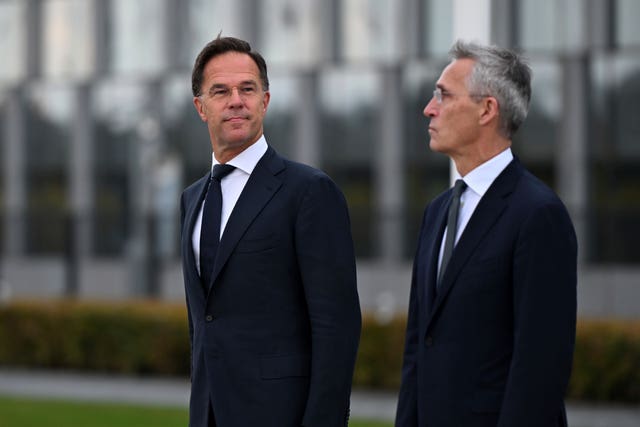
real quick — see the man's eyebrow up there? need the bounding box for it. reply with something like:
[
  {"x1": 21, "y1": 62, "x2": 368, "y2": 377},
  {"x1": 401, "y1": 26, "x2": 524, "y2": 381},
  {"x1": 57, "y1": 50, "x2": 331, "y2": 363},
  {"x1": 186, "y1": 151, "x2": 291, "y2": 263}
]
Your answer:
[{"x1": 208, "y1": 80, "x2": 258, "y2": 90}]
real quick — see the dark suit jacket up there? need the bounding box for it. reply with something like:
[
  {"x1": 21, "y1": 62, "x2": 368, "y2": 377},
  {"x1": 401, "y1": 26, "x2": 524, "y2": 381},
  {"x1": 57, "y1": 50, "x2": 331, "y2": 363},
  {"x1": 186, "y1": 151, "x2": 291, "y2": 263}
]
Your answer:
[
  {"x1": 396, "y1": 159, "x2": 577, "y2": 427},
  {"x1": 180, "y1": 146, "x2": 361, "y2": 427}
]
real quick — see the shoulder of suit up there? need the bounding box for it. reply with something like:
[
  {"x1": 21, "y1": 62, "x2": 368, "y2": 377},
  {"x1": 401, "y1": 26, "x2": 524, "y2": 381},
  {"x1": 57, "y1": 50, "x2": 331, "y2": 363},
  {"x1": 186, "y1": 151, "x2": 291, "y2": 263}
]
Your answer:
[
  {"x1": 276, "y1": 155, "x2": 333, "y2": 181},
  {"x1": 182, "y1": 173, "x2": 209, "y2": 196}
]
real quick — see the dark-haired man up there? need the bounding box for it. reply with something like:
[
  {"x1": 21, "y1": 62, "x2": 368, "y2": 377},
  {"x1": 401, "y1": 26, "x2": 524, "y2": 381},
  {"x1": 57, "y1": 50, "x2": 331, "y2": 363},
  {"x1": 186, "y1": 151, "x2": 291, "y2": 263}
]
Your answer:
[{"x1": 180, "y1": 36, "x2": 361, "y2": 427}]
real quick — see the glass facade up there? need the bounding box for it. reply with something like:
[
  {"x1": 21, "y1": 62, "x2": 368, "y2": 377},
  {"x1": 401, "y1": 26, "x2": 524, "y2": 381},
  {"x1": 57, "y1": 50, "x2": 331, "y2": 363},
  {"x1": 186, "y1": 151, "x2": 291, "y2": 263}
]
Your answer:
[
  {"x1": 1, "y1": 0, "x2": 639, "y2": 300},
  {"x1": 24, "y1": 83, "x2": 72, "y2": 254},
  {"x1": 590, "y1": 54, "x2": 640, "y2": 263}
]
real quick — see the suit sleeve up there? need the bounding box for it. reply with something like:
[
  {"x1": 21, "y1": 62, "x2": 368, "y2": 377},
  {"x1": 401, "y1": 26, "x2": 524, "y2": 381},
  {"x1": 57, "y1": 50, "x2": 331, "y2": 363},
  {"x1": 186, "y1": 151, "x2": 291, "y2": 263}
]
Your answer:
[
  {"x1": 294, "y1": 174, "x2": 362, "y2": 427},
  {"x1": 394, "y1": 260, "x2": 420, "y2": 427},
  {"x1": 180, "y1": 192, "x2": 195, "y2": 381},
  {"x1": 395, "y1": 209, "x2": 430, "y2": 427},
  {"x1": 498, "y1": 201, "x2": 577, "y2": 426}
]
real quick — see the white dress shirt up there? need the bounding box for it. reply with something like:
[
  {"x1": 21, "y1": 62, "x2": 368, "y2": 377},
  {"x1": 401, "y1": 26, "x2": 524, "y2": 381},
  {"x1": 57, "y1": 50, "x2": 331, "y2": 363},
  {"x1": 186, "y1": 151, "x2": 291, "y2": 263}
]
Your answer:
[
  {"x1": 191, "y1": 136, "x2": 268, "y2": 274},
  {"x1": 437, "y1": 148, "x2": 514, "y2": 276}
]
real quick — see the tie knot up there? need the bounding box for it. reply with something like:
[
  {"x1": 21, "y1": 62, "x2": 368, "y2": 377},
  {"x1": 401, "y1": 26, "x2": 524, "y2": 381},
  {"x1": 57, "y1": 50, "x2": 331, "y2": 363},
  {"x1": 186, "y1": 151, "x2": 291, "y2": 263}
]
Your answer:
[
  {"x1": 212, "y1": 164, "x2": 236, "y2": 181},
  {"x1": 453, "y1": 179, "x2": 467, "y2": 197}
]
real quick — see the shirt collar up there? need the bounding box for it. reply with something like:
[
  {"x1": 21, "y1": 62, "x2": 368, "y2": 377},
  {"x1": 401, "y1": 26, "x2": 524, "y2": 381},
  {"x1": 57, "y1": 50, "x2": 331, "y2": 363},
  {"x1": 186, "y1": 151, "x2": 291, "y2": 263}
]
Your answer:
[
  {"x1": 210, "y1": 135, "x2": 268, "y2": 175},
  {"x1": 457, "y1": 148, "x2": 513, "y2": 197}
]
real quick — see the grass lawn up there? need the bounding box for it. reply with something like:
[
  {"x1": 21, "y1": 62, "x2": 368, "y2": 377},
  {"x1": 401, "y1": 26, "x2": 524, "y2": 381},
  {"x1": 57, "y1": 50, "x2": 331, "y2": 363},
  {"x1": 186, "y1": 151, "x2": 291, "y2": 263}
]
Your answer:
[{"x1": 0, "y1": 395, "x2": 392, "y2": 427}]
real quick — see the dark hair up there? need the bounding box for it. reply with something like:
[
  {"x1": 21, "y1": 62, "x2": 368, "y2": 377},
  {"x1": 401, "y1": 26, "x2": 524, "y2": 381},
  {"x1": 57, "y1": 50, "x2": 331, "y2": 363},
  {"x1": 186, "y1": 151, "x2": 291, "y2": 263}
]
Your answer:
[
  {"x1": 191, "y1": 35, "x2": 269, "y2": 97},
  {"x1": 449, "y1": 40, "x2": 532, "y2": 138}
]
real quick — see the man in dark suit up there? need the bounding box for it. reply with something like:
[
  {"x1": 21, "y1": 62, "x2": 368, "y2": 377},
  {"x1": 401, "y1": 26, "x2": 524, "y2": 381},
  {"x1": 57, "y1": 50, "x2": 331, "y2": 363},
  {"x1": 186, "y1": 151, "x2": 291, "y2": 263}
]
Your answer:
[
  {"x1": 395, "y1": 40, "x2": 577, "y2": 427},
  {"x1": 180, "y1": 36, "x2": 361, "y2": 427}
]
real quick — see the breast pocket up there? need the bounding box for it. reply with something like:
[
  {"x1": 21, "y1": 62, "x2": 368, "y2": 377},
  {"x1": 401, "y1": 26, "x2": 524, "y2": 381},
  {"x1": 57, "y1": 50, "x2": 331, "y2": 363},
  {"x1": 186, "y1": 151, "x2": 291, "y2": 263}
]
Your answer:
[
  {"x1": 456, "y1": 256, "x2": 508, "y2": 295},
  {"x1": 235, "y1": 234, "x2": 278, "y2": 254}
]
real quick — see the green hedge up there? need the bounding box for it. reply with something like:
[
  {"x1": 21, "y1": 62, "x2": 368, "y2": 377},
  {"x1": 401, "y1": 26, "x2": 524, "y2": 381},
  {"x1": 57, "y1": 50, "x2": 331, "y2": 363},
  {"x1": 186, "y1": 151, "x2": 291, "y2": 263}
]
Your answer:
[
  {"x1": 0, "y1": 301, "x2": 189, "y2": 376},
  {"x1": 0, "y1": 301, "x2": 638, "y2": 403}
]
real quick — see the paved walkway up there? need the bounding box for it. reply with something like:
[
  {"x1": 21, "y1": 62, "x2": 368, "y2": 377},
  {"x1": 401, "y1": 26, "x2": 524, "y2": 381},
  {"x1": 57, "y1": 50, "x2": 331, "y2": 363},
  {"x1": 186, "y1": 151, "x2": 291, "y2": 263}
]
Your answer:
[{"x1": 1, "y1": 369, "x2": 639, "y2": 426}]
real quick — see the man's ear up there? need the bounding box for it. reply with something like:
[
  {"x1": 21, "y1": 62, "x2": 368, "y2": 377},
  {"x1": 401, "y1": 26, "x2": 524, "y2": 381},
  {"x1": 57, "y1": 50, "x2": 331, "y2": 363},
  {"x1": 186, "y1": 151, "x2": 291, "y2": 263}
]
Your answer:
[
  {"x1": 193, "y1": 96, "x2": 207, "y2": 122},
  {"x1": 478, "y1": 96, "x2": 499, "y2": 126}
]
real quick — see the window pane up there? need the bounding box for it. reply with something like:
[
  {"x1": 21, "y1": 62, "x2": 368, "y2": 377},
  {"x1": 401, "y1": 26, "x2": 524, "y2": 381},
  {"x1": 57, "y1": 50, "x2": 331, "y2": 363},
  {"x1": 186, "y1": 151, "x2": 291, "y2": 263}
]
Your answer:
[
  {"x1": 42, "y1": 0, "x2": 95, "y2": 80},
  {"x1": 512, "y1": 59, "x2": 561, "y2": 188},
  {"x1": 342, "y1": 0, "x2": 404, "y2": 63},
  {"x1": 0, "y1": 0, "x2": 26, "y2": 82},
  {"x1": 164, "y1": 74, "x2": 209, "y2": 186},
  {"x1": 111, "y1": 0, "x2": 167, "y2": 75},
  {"x1": 263, "y1": 72, "x2": 297, "y2": 158},
  {"x1": 423, "y1": 0, "x2": 453, "y2": 57},
  {"x1": 590, "y1": 54, "x2": 640, "y2": 263},
  {"x1": 24, "y1": 83, "x2": 73, "y2": 254},
  {"x1": 320, "y1": 67, "x2": 378, "y2": 257},
  {"x1": 617, "y1": 0, "x2": 640, "y2": 47},
  {"x1": 92, "y1": 81, "x2": 148, "y2": 255},
  {"x1": 519, "y1": 0, "x2": 585, "y2": 52},
  {"x1": 260, "y1": 0, "x2": 323, "y2": 67},
  {"x1": 183, "y1": 0, "x2": 246, "y2": 69}
]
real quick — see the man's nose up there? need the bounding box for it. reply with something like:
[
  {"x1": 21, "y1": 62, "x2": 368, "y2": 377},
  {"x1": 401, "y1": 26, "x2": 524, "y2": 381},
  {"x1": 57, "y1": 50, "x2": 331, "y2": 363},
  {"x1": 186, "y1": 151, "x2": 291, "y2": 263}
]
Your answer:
[
  {"x1": 228, "y1": 87, "x2": 243, "y2": 104},
  {"x1": 423, "y1": 97, "x2": 438, "y2": 117}
]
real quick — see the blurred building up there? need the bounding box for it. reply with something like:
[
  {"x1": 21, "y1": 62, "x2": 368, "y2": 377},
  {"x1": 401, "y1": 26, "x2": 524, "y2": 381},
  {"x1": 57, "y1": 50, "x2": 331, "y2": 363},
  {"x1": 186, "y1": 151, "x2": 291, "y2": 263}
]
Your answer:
[{"x1": 0, "y1": 0, "x2": 639, "y2": 317}]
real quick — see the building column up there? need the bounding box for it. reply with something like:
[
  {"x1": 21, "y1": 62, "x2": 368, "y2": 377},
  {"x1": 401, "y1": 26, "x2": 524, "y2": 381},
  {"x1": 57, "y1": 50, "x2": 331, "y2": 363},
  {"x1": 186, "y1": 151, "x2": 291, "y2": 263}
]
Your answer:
[
  {"x1": 376, "y1": 65, "x2": 405, "y2": 262},
  {"x1": 558, "y1": 55, "x2": 589, "y2": 263},
  {"x1": 293, "y1": 70, "x2": 321, "y2": 168},
  {"x1": 66, "y1": 83, "x2": 94, "y2": 296},
  {"x1": 3, "y1": 87, "x2": 26, "y2": 256}
]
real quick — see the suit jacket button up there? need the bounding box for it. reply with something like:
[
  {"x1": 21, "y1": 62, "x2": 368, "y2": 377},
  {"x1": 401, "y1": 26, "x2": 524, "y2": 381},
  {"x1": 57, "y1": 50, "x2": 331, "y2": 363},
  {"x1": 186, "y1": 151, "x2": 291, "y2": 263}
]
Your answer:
[
  {"x1": 425, "y1": 336, "x2": 433, "y2": 346},
  {"x1": 205, "y1": 315, "x2": 214, "y2": 322}
]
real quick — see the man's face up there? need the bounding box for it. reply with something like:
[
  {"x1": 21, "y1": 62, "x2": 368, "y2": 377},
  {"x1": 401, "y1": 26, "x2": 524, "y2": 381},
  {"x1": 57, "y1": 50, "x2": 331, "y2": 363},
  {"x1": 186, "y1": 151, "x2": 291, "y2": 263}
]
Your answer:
[
  {"x1": 423, "y1": 58, "x2": 483, "y2": 159},
  {"x1": 193, "y1": 52, "x2": 270, "y2": 161}
]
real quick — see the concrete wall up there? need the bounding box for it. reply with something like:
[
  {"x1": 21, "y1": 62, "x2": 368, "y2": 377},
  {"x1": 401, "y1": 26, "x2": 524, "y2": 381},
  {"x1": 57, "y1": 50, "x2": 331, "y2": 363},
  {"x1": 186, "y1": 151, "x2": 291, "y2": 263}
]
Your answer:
[{"x1": 2, "y1": 257, "x2": 638, "y2": 319}]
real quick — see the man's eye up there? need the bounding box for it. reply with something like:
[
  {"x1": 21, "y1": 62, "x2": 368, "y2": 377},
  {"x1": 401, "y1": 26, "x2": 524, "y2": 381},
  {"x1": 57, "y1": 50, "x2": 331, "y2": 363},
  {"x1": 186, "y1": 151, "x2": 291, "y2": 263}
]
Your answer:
[
  {"x1": 241, "y1": 87, "x2": 255, "y2": 93},
  {"x1": 212, "y1": 89, "x2": 228, "y2": 97}
]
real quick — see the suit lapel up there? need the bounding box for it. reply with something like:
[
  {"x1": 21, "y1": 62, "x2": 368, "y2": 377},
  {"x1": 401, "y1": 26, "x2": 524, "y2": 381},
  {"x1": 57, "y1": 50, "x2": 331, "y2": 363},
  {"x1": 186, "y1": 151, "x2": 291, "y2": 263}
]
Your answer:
[
  {"x1": 426, "y1": 159, "x2": 522, "y2": 328},
  {"x1": 206, "y1": 148, "x2": 284, "y2": 293},
  {"x1": 421, "y1": 198, "x2": 449, "y2": 314}
]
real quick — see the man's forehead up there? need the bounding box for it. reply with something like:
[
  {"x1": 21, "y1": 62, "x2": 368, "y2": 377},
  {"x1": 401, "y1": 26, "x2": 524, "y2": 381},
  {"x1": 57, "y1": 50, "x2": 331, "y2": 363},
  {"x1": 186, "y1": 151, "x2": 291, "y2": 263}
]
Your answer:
[
  {"x1": 204, "y1": 52, "x2": 259, "y2": 75},
  {"x1": 438, "y1": 58, "x2": 473, "y2": 86},
  {"x1": 204, "y1": 54, "x2": 260, "y2": 86}
]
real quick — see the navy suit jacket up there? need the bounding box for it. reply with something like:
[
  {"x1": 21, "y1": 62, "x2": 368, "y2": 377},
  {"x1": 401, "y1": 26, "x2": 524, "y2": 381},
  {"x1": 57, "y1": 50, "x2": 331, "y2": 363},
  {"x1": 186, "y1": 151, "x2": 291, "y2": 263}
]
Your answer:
[
  {"x1": 180, "y1": 146, "x2": 361, "y2": 427},
  {"x1": 396, "y1": 159, "x2": 577, "y2": 427}
]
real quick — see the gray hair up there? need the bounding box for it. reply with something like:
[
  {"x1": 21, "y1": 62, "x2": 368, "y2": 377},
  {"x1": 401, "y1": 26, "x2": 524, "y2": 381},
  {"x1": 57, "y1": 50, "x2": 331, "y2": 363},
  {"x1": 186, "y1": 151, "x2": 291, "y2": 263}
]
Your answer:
[{"x1": 449, "y1": 40, "x2": 532, "y2": 139}]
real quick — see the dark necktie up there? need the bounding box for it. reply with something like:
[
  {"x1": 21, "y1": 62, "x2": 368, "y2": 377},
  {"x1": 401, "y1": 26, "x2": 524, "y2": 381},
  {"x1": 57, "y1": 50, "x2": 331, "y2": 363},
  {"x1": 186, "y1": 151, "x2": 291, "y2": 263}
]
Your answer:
[
  {"x1": 200, "y1": 164, "x2": 236, "y2": 290},
  {"x1": 438, "y1": 179, "x2": 467, "y2": 288}
]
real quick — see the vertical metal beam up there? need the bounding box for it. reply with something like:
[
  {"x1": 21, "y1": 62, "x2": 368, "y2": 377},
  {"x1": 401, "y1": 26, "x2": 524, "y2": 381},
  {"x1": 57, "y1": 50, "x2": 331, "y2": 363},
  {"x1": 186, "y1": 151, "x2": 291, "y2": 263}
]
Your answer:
[
  {"x1": 407, "y1": 0, "x2": 426, "y2": 58},
  {"x1": 491, "y1": 0, "x2": 519, "y2": 47},
  {"x1": 128, "y1": 79, "x2": 165, "y2": 298},
  {"x1": 588, "y1": 0, "x2": 615, "y2": 51},
  {"x1": 558, "y1": 54, "x2": 589, "y2": 264},
  {"x1": 294, "y1": 70, "x2": 321, "y2": 168},
  {"x1": 238, "y1": 0, "x2": 261, "y2": 48},
  {"x1": 66, "y1": 83, "x2": 94, "y2": 296},
  {"x1": 327, "y1": 0, "x2": 342, "y2": 64},
  {"x1": 3, "y1": 87, "x2": 26, "y2": 256},
  {"x1": 165, "y1": 0, "x2": 186, "y2": 71},
  {"x1": 25, "y1": 0, "x2": 42, "y2": 79},
  {"x1": 93, "y1": 0, "x2": 111, "y2": 76},
  {"x1": 376, "y1": 65, "x2": 405, "y2": 262}
]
